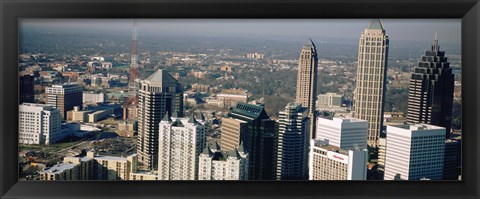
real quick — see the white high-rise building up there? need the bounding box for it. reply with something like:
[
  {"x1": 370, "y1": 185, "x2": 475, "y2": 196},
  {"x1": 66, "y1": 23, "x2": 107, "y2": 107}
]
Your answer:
[
  {"x1": 19, "y1": 103, "x2": 63, "y2": 145},
  {"x1": 309, "y1": 139, "x2": 368, "y2": 180},
  {"x1": 82, "y1": 92, "x2": 105, "y2": 104},
  {"x1": 157, "y1": 114, "x2": 206, "y2": 180},
  {"x1": 198, "y1": 141, "x2": 249, "y2": 180},
  {"x1": 316, "y1": 117, "x2": 368, "y2": 150},
  {"x1": 383, "y1": 124, "x2": 445, "y2": 180}
]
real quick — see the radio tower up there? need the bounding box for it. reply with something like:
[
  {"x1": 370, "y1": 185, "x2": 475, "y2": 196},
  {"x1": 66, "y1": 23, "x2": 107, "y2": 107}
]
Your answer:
[{"x1": 123, "y1": 19, "x2": 139, "y2": 120}]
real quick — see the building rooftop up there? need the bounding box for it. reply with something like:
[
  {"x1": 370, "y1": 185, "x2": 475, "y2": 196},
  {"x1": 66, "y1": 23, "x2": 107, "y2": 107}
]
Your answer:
[
  {"x1": 42, "y1": 162, "x2": 76, "y2": 174},
  {"x1": 313, "y1": 140, "x2": 350, "y2": 156},
  {"x1": 143, "y1": 69, "x2": 178, "y2": 85},
  {"x1": 366, "y1": 19, "x2": 384, "y2": 30}
]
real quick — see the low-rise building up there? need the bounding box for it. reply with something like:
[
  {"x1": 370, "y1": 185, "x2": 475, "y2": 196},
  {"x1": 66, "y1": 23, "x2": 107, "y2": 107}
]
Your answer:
[{"x1": 309, "y1": 139, "x2": 368, "y2": 180}]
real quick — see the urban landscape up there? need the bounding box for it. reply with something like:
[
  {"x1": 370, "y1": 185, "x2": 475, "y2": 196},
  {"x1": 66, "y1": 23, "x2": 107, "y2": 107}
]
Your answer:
[{"x1": 18, "y1": 19, "x2": 462, "y2": 181}]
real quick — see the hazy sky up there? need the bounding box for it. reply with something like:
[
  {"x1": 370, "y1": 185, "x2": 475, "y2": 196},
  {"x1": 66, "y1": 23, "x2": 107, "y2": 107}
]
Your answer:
[{"x1": 21, "y1": 19, "x2": 461, "y2": 45}]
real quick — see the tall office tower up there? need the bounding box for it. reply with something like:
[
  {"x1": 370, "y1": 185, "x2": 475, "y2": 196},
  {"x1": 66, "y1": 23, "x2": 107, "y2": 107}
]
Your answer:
[
  {"x1": 295, "y1": 39, "x2": 318, "y2": 139},
  {"x1": 353, "y1": 19, "x2": 389, "y2": 148},
  {"x1": 198, "y1": 140, "x2": 249, "y2": 180},
  {"x1": 220, "y1": 102, "x2": 276, "y2": 180},
  {"x1": 406, "y1": 34, "x2": 454, "y2": 137},
  {"x1": 316, "y1": 117, "x2": 369, "y2": 151},
  {"x1": 383, "y1": 124, "x2": 445, "y2": 180},
  {"x1": 19, "y1": 103, "x2": 62, "y2": 145},
  {"x1": 19, "y1": 74, "x2": 35, "y2": 103},
  {"x1": 157, "y1": 114, "x2": 206, "y2": 180},
  {"x1": 275, "y1": 102, "x2": 310, "y2": 180},
  {"x1": 309, "y1": 139, "x2": 368, "y2": 180},
  {"x1": 46, "y1": 83, "x2": 83, "y2": 120},
  {"x1": 137, "y1": 69, "x2": 184, "y2": 170}
]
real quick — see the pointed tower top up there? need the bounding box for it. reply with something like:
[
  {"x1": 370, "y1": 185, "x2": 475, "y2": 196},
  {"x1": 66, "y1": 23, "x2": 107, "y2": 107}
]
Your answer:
[
  {"x1": 199, "y1": 112, "x2": 206, "y2": 121},
  {"x1": 144, "y1": 69, "x2": 177, "y2": 85},
  {"x1": 201, "y1": 145, "x2": 213, "y2": 156},
  {"x1": 187, "y1": 114, "x2": 197, "y2": 124},
  {"x1": 162, "y1": 112, "x2": 172, "y2": 122},
  {"x1": 366, "y1": 19, "x2": 384, "y2": 30}
]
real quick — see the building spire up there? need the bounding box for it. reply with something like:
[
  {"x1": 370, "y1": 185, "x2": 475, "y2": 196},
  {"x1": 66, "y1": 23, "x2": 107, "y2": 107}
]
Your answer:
[
  {"x1": 432, "y1": 32, "x2": 440, "y2": 52},
  {"x1": 366, "y1": 19, "x2": 384, "y2": 30}
]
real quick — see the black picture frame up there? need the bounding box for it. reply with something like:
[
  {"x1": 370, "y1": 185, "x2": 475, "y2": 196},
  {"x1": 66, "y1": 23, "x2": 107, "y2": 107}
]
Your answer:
[{"x1": 1, "y1": 0, "x2": 479, "y2": 198}]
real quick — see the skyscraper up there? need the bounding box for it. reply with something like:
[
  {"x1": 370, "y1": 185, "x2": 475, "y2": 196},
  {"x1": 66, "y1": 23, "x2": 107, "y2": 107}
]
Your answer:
[
  {"x1": 275, "y1": 102, "x2": 310, "y2": 180},
  {"x1": 137, "y1": 69, "x2": 184, "y2": 170},
  {"x1": 157, "y1": 114, "x2": 205, "y2": 180},
  {"x1": 353, "y1": 19, "x2": 389, "y2": 148},
  {"x1": 220, "y1": 102, "x2": 276, "y2": 180},
  {"x1": 198, "y1": 140, "x2": 249, "y2": 180},
  {"x1": 406, "y1": 34, "x2": 454, "y2": 137},
  {"x1": 46, "y1": 83, "x2": 83, "y2": 120},
  {"x1": 295, "y1": 39, "x2": 318, "y2": 139},
  {"x1": 316, "y1": 116, "x2": 368, "y2": 151},
  {"x1": 19, "y1": 74, "x2": 35, "y2": 103}
]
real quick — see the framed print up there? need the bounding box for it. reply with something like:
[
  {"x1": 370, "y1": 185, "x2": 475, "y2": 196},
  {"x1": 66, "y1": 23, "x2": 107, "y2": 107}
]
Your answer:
[{"x1": 1, "y1": 0, "x2": 479, "y2": 198}]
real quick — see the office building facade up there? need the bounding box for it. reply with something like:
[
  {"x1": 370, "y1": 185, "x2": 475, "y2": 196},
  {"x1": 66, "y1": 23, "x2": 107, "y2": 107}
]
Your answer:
[
  {"x1": 309, "y1": 139, "x2": 368, "y2": 180},
  {"x1": 353, "y1": 19, "x2": 389, "y2": 148},
  {"x1": 198, "y1": 141, "x2": 249, "y2": 180},
  {"x1": 220, "y1": 102, "x2": 276, "y2": 180},
  {"x1": 316, "y1": 117, "x2": 368, "y2": 151},
  {"x1": 157, "y1": 114, "x2": 206, "y2": 180},
  {"x1": 19, "y1": 74, "x2": 35, "y2": 103},
  {"x1": 406, "y1": 35, "x2": 454, "y2": 137},
  {"x1": 383, "y1": 124, "x2": 445, "y2": 180},
  {"x1": 19, "y1": 103, "x2": 63, "y2": 145},
  {"x1": 275, "y1": 102, "x2": 310, "y2": 180},
  {"x1": 46, "y1": 83, "x2": 83, "y2": 120},
  {"x1": 137, "y1": 69, "x2": 184, "y2": 170},
  {"x1": 295, "y1": 39, "x2": 318, "y2": 139}
]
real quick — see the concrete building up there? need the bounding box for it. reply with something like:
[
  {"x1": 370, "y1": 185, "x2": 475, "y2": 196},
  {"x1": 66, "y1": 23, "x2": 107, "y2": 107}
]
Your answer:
[
  {"x1": 83, "y1": 92, "x2": 105, "y2": 104},
  {"x1": 295, "y1": 39, "x2": 318, "y2": 139},
  {"x1": 46, "y1": 83, "x2": 83, "y2": 120},
  {"x1": 317, "y1": 92, "x2": 343, "y2": 109},
  {"x1": 309, "y1": 139, "x2": 368, "y2": 180},
  {"x1": 275, "y1": 102, "x2": 310, "y2": 180},
  {"x1": 137, "y1": 69, "x2": 184, "y2": 170},
  {"x1": 101, "y1": 62, "x2": 113, "y2": 69},
  {"x1": 157, "y1": 114, "x2": 206, "y2": 180},
  {"x1": 353, "y1": 19, "x2": 389, "y2": 148},
  {"x1": 116, "y1": 119, "x2": 138, "y2": 137},
  {"x1": 220, "y1": 102, "x2": 276, "y2": 180},
  {"x1": 39, "y1": 150, "x2": 137, "y2": 180},
  {"x1": 406, "y1": 35, "x2": 454, "y2": 136},
  {"x1": 383, "y1": 124, "x2": 445, "y2": 180},
  {"x1": 198, "y1": 140, "x2": 249, "y2": 180},
  {"x1": 19, "y1": 103, "x2": 63, "y2": 145},
  {"x1": 316, "y1": 117, "x2": 368, "y2": 151},
  {"x1": 130, "y1": 170, "x2": 159, "y2": 180}
]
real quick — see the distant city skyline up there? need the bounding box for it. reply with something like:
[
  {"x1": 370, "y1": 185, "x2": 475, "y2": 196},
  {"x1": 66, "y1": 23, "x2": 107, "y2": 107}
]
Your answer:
[{"x1": 20, "y1": 19, "x2": 461, "y2": 45}]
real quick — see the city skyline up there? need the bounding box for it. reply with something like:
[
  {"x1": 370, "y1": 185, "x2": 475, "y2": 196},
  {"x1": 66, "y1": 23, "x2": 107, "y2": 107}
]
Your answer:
[{"x1": 18, "y1": 19, "x2": 462, "y2": 181}]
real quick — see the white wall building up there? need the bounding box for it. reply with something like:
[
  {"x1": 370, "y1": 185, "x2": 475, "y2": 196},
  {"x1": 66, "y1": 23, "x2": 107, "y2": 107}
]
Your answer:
[
  {"x1": 83, "y1": 92, "x2": 105, "y2": 104},
  {"x1": 383, "y1": 124, "x2": 445, "y2": 180},
  {"x1": 19, "y1": 103, "x2": 63, "y2": 145},
  {"x1": 309, "y1": 139, "x2": 368, "y2": 180},
  {"x1": 317, "y1": 92, "x2": 343, "y2": 109},
  {"x1": 157, "y1": 114, "x2": 206, "y2": 180},
  {"x1": 198, "y1": 141, "x2": 249, "y2": 180},
  {"x1": 316, "y1": 117, "x2": 368, "y2": 150}
]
